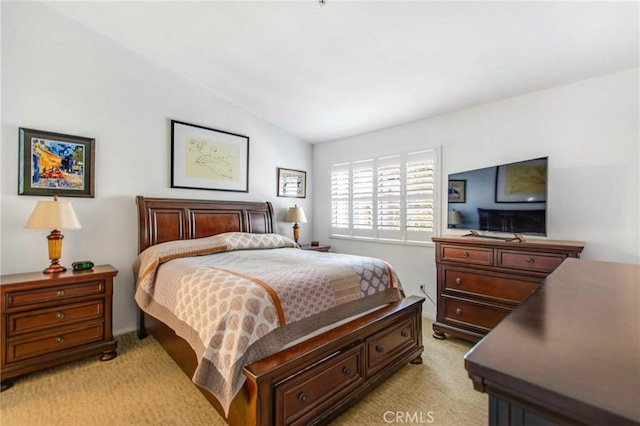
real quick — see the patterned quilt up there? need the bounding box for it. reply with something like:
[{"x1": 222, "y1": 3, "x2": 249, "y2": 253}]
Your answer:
[{"x1": 133, "y1": 232, "x2": 403, "y2": 415}]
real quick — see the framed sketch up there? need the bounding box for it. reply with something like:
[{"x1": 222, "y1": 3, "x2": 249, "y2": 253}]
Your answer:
[
  {"x1": 277, "y1": 167, "x2": 306, "y2": 198},
  {"x1": 171, "y1": 120, "x2": 249, "y2": 192},
  {"x1": 19, "y1": 128, "x2": 95, "y2": 197},
  {"x1": 495, "y1": 158, "x2": 547, "y2": 203},
  {"x1": 448, "y1": 179, "x2": 466, "y2": 203}
]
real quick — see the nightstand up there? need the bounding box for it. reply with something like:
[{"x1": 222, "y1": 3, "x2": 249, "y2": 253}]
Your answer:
[
  {"x1": 0, "y1": 264, "x2": 118, "y2": 391},
  {"x1": 299, "y1": 243, "x2": 331, "y2": 252}
]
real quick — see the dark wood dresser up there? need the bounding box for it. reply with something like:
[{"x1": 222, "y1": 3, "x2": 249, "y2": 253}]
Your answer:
[
  {"x1": 432, "y1": 236, "x2": 584, "y2": 342},
  {"x1": 464, "y1": 258, "x2": 640, "y2": 425},
  {"x1": 1, "y1": 265, "x2": 118, "y2": 391}
]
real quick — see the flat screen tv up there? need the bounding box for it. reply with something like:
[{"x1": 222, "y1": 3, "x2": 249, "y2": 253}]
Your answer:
[{"x1": 447, "y1": 157, "x2": 548, "y2": 238}]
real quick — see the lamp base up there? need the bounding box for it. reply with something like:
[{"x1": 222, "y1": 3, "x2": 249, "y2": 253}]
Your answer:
[{"x1": 43, "y1": 261, "x2": 66, "y2": 274}]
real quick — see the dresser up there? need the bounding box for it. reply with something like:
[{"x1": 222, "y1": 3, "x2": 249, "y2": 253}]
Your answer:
[
  {"x1": 465, "y1": 259, "x2": 639, "y2": 425},
  {"x1": 1, "y1": 265, "x2": 118, "y2": 391},
  {"x1": 431, "y1": 236, "x2": 584, "y2": 342}
]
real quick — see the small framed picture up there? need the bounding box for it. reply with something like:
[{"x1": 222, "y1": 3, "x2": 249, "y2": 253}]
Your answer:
[
  {"x1": 19, "y1": 128, "x2": 95, "y2": 198},
  {"x1": 277, "y1": 168, "x2": 306, "y2": 198},
  {"x1": 448, "y1": 179, "x2": 466, "y2": 203},
  {"x1": 171, "y1": 120, "x2": 249, "y2": 192}
]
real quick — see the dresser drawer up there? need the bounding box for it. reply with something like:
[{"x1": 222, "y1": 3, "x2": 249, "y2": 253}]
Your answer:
[
  {"x1": 6, "y1": 323, "x2": 105, "y2": 364},
  {"x1": 441, "y1": 245, "x2": 493, "y2": 266},
  {"x1": 442, "y1": 268, "x2": 540, "y2": 305},
  {"x1": 6, "y1": 281, "x2": 105, "y2": 309},
  {"x1": 497, "y1": 250, "x2": 566, "y2": 273},
  {"x1": 275, "y1": 344, "x2": 364, "y2": 426},
  {"x1": 7, "y1": 300, "x2": 104, "y2": 336},
  {"x1": 443, "y1": 298, "x2": 510, "y2": 332},
  {"x1": 366, "y1": 316, "x2": 418, "y2": 376}
]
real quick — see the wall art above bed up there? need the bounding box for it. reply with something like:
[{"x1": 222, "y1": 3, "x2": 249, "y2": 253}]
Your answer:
[
  {"x1": 171, "y1": 120, "x2": 249, "y2": 192},
  {"x1": 19, "y1": 127, "x2": 95, "y2": 198}
]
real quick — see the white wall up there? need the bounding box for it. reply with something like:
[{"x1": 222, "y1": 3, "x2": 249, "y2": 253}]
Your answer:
[
  {"x1": 314, "y1": 69, "x2": 640, "y2": 319},
  {"x1": 1, "y1": 3, "x2": 313, "y2": 335}
]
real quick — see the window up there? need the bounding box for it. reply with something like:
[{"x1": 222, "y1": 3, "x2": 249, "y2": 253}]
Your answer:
[{"x1": 330, "y1": 148, "x2": 439, "y2": 243}]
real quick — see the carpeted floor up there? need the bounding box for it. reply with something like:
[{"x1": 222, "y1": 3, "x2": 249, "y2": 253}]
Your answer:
[{"x1": 0, "y1": 320, "x2": 487, "y2": 425}]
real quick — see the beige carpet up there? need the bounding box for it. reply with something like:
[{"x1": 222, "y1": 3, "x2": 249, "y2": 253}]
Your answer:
[{"x1": 0, "y1": 321, "x2": 487, "y2": 425}]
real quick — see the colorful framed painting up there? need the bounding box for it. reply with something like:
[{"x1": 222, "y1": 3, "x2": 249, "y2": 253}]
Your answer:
[
  {"x1": 277, "y1": 167, "x2": 306, "y2": 198},
  {"x1": 171, "y1": 120, "x2": 249, "y2": 192},
  {"x1": 19, "y1": 128, "x2": 95, "y2": 198}
]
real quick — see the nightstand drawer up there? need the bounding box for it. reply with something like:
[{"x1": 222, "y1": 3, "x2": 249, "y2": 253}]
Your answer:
[
  {"x1": 6, "y1": 323, "x2": 105, "y2": 364},
  {"x1": 8, "y1": 300, "x2": 104, "y2": 336},
  {"x1": 443, "y1": 267, "x2": 540, "y2": 304},
  {"x1": 6, "y1": 281, "x2": 105, "y2": 308},
  {"x1": 441, "y1": 245, "x2": 493, "y2": 265},
  {"x1": 497, "y1": 250, "x2": 566, "y2": 273}
]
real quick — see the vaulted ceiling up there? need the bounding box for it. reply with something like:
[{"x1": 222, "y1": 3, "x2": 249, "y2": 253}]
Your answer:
[{"x1": 45, "y1": 1, "x2": 639, "y2": 143}]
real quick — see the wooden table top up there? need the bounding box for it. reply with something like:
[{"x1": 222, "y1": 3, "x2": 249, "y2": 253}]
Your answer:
[{"x1": 465, "y1": 258, "x2": 640, "y2": 424}]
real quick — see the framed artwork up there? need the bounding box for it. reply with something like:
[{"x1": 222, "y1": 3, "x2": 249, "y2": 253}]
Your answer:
[
  {"x1": 277, "y1": 167, "x2": 306, "y2": 198},
  {"x1": 448, "y1": 179, "x2": 466, "y2": 203},
  {"x1": 171, "y1": 120, "x2": 249, "y2": 192},
  {"x1": 495, "y1": 158, "x2": 547, "y2": 203},
  {"x1": 19, "y1": 128, "x2": 95, "y2": 198}
]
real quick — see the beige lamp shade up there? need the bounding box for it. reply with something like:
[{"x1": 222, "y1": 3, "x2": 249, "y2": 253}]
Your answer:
[
  {"x1": 25, "y1": 195, "x2": 81, "y2": 274},
  {"x1": 25, "y1": 196, "x2": 82, "y2": 230},
  {"x1": 448, "y1": 209, "x2": 462, "y2": 226},
  {"x1": 284, "y1": 205, "x2": 307, "y2": 224}
]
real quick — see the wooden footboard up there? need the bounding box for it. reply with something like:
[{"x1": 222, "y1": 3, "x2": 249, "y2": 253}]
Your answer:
[{"x1": 142, "y1": 295, "x2": 424, "y2": 426}]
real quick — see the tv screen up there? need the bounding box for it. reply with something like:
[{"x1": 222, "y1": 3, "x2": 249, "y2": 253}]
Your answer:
[{"x1": 447, "y1": 157, "x2": 548, "y2": 236}]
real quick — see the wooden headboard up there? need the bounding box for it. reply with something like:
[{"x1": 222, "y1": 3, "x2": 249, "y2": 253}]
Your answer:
[{"x1": 136, "y1": 196, "x2": 275, "y2": 253}]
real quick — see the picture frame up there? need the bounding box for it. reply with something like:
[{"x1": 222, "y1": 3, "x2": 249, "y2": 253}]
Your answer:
[
  {"x1": 171, "y1": 120, "x2": 249, "y2": 192},
  {"x1": 448, "y1": 179, "x2": 466, "y2": 203},
  {"x1": 277, "y1": 167, "x2": 306, "y2": 198},
  {"x1": 19, "y1": 127, "x2": 95, "y2": 198},
  {"x1": 495, "y1": 158, "x2": 547, "y2": 203}
]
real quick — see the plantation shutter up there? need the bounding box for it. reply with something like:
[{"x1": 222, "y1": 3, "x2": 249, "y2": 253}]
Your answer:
[
  {"x1": 330, "y1": 147, "x2": 439, "y2": 243},
  {"x1": 352, "y1": 160, "x2": 374, "y2": 238},
  {"x1": 377, "y1": 155, "x2": 402, "y2": 240},
  {"x1": 405, "y1": 150, "x2": 436, "y2": 242},
  {"x1": 330, "y1": 163, "x2": 350, "y2": 235}
]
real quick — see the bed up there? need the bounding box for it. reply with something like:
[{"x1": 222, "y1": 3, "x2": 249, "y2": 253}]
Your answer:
[{"x1": 134, "y1": 195, "x2": 424, "y2": 426}]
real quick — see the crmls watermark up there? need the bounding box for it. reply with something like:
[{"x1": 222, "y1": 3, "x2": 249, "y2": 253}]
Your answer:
[{"x1": 383, "y1": 411, "x2": 435, "y2": 424}]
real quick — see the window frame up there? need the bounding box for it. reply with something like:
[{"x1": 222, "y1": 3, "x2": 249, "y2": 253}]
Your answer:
[{"x1": 330, "y1": 147, "x2": 440, "y2": 245}]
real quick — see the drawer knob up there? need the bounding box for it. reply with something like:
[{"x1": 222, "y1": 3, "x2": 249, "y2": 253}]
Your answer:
[
  {"x1": 55, "y1": 312, "x2": 65, "y2": 320},
  {"x1": 56, "y1": 336, "x2": 65, "y2": 344},
  {"x1": 298, "y1": 392, "x2": 307, "y2": 402},
  {"x1": 526, "y1": 258, "x2": 535, "y2": 264},
  {"x1": 455, "y1": 308, "x2": 462, "y2": 315},
  {"x1": 462, "y1": 251, "x2": 469, "y2": 258},
  {"x1": 401, "y1": 330, "x2": 409, "y2": 338},
  {"x1": 57, "y1": 290, "x2": 65, "y2": 297},
  {"x1": 375, "y1": 345, "x2": 384, "y2": 353},
  {"x1": 455, "y1": 277, "x2": 462, "y2": 284},
  {"x1": 342, "y1": 366, "x2": 351, "y2": 375}
]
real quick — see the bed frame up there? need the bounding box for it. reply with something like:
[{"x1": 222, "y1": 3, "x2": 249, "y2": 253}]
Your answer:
[{"x1": 136, "y1": 195, "x2": 424, "y2": 426}]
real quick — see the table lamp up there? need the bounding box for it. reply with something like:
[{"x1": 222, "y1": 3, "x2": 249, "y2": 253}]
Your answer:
[
  {"x1": 284, "y1": 205, "x2": 307, "y2": 244},
  {"x1": 25, "y1": 195, "x2": 82, "y2": 274},
  {"x1": 448, "y1": 209, "x2": 462, "y2": 228}
]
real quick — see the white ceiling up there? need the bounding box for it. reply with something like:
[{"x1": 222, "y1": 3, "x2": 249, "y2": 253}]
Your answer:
[{"x1": 45, "y1": 1, "x2": 639, "y2": 143}]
